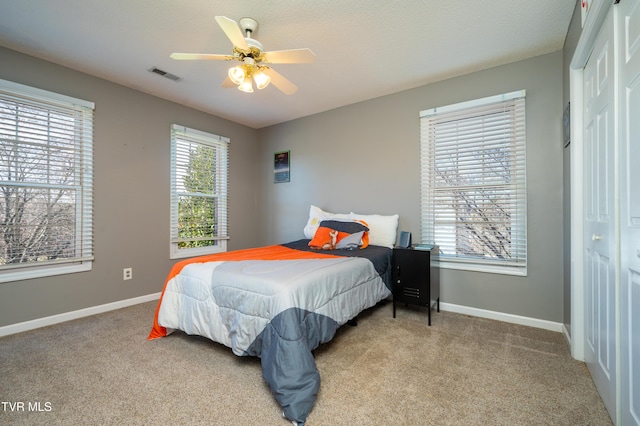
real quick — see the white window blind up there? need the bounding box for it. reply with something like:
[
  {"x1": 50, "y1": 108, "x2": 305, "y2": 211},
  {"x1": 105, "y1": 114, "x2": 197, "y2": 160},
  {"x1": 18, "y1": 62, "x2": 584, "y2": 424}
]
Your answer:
[
  {"x1": 420, "y1": 90, "x2": 527, "y2": 275},
  {"x1": 170, "y1": 124, "x2": 229, "y2": 259},
  {"x1": 0, "y1": 79, "x2": 94, "y2": 282}
]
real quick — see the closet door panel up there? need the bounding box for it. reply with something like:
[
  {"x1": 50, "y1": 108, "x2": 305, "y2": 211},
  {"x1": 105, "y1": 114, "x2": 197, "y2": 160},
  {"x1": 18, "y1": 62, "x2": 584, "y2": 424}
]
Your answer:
[
  {"x1": 618, "y1": 0, "x2": 640, "y2": 424},
  {"x1": 583, "y1": 7, "x2": 617, "y2": 418}
]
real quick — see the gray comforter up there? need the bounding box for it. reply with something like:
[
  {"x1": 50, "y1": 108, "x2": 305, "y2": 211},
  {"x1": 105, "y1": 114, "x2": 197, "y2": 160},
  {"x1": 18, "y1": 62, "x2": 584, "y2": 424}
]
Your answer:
[{"x1": 154, "y1": 240, "x2": 392, "y2": 424}]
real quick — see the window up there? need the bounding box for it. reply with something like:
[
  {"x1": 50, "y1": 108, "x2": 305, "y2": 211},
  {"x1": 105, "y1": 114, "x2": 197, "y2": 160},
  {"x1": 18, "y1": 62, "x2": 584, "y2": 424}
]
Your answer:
[
  {"x1": 0, "y1": 79, "x2": 94, "y2": 283},
  {"x1": 170, "y1": 124, "x2": 228, "y2": 259},
  {"x1": 420, "y1": 90, "x2": 527, "y2": 275}
]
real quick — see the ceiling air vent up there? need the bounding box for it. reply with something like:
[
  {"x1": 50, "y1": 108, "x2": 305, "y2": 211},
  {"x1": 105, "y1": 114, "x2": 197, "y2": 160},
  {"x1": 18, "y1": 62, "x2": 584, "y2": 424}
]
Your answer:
[{"x1": 148, "y1": 67, "x2": 180, "y2": 82}]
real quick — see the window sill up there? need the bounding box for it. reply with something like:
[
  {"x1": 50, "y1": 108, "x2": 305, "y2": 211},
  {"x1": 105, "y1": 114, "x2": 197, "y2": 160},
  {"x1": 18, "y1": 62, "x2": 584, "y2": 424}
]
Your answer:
[
  {"x1": 434, "y1": 260, "x2": 527, "y2": 277},
  {"x1": 0, "y1": 261, "x2": 92, "y2": 283},
  {"x1": 170, "y1": 243, "x2": 227, "y2": 260}
]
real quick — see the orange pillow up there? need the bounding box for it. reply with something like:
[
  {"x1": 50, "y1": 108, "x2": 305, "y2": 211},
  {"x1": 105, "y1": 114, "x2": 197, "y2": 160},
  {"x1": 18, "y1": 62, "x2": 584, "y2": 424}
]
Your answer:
[{"x1": 308, "y1": 220, "x2": 369, "y2": 250}]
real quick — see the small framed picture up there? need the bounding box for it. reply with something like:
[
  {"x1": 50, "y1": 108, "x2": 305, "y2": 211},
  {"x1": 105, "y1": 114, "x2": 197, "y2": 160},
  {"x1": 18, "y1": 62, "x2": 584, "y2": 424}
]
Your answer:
[{"x1": 274, "y1": 150, "x2": 290, "y2": 183}]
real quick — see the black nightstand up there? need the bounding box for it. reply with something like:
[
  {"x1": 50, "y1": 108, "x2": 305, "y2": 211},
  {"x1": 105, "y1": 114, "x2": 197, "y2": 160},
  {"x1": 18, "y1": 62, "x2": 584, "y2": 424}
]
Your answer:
[{"x1": 392, "y1": 246, "x2": 440, "y2": 325}]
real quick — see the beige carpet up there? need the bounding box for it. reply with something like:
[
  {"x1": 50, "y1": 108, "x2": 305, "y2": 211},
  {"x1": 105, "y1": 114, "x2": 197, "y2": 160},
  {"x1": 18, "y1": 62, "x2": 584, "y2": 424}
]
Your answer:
[{"x1": 0, "y1": 301, "x2": 612, "y2": 425}]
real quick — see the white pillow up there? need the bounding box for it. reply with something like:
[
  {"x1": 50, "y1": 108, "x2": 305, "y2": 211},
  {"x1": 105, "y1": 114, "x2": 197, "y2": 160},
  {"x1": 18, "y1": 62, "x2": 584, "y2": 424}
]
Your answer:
[
  {"x1": 303, "y1": 205, "x2": 350, "y2": 239},
  {"x1": 349, "y1": 212, "x2": 399, "y2": 249}
]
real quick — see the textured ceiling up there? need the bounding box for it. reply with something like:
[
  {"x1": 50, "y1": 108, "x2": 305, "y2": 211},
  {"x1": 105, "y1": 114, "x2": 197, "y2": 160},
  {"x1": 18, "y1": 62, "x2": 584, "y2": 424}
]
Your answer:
[{"x1": 0, "y1": 0, "x2": 576, "y2": 129}]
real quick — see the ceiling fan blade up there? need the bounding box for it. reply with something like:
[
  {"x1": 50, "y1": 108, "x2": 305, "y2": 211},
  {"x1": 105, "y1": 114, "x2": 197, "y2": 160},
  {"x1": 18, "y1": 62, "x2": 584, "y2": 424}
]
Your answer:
[
  {"x1": 170, "y1": 53, "x2": 234, "y2": 61},
  {"x1": 215, "y1": 16, "x2": 249, "y2": 50},
  {"x1": 262, "y1": 48, "x2": 316, "y2": 64},
  {"x1": 262, "y1": 68, "x2": 298, "y2": 95},
  {"x1": 220, "y1": 77, "x2": 236, "y2": 88}
]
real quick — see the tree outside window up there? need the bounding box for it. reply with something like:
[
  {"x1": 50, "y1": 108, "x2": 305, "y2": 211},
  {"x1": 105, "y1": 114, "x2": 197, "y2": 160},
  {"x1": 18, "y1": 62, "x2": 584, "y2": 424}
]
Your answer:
[
  {"x1": 420, "y1": 91, "x2": 527, "y2": 275},
  {"x1": 0, "y1": 80, "x2": 94, "y2": 282},
  {"x1": 170, "y1": 124, "x2": 228, "y2": 259}
]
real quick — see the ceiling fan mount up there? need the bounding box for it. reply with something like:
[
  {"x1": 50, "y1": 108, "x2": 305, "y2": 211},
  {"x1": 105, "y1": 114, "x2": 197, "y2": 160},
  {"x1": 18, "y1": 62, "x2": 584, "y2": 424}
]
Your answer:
[
  {"x1": 170, "y1": 15, "x2": 315, "y2": 95},
  {"x1": 238, "y1": 17, "x2": 259, "y2": 36},
  {"x1": 235, "y1": 17, "x2": 263, "y2": 56}
]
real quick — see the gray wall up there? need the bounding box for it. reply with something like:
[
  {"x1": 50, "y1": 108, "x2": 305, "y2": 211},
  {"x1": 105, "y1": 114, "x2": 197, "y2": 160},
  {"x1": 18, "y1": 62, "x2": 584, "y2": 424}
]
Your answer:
[
  {"x1": 0, "y1": 46, "x2": 568, "y2": 327},
  {"x1": 258, "y1": 52, "x2": 566, "y2": 322},
  {"x1": 0, "y1": 46, "x2": 260, "y2": 327}
]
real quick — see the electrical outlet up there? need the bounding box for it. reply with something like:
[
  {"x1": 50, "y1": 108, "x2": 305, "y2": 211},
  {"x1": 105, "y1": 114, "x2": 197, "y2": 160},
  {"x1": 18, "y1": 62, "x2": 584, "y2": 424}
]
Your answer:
[{"x1": 123, "y1": 267, "x2": 133, "y2": 280}]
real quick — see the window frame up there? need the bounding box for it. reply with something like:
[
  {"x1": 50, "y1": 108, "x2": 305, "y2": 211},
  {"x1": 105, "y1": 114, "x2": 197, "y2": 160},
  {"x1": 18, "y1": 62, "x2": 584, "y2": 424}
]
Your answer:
[
  {"x1": 0, "y1": 79, "x2": 94, "y2": 283},
  {"x1": 169, "y1": 124, "x2": 229, "y2": 259},
  {"x1": 419, "y1": 90, "x2": 527, "y2": 276}
]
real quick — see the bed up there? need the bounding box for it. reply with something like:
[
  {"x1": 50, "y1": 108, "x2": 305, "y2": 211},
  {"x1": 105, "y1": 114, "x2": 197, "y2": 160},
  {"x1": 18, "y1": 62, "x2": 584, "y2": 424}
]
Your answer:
[{"x1": 148, "y1": 207, "x2": 399, "y2": 425}]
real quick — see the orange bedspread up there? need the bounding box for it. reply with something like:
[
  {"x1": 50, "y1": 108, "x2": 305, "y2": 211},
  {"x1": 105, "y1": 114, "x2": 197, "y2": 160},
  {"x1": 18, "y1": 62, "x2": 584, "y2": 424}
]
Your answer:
[{"x1": 148, "y1": 244, "x2": 340, "y2": 339}]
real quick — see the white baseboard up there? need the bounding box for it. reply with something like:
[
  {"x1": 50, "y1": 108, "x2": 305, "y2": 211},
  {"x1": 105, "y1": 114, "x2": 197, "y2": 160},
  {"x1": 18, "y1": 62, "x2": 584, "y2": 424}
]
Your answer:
[
  {"x1": 0, "y1": 292, "x2": 161, "y2": 338},
  {"x1": 439, "y1": 302, "x2": 564, "y2": 333},
  {"x1": 1, "y1": 295, "x2": 565, "y2": 338}
]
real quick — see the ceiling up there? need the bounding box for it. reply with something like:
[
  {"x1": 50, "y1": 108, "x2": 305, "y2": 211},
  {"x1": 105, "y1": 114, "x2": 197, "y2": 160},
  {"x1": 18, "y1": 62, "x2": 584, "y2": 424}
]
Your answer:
[{"x1": 0, "y1": 0, "x2": 576, "y2": 129}]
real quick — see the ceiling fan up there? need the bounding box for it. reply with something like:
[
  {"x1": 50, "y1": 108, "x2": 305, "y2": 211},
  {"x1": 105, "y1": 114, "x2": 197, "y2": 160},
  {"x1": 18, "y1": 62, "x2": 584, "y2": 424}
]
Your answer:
[{"x1": 170, "y1": 16, "x2": 315, "y2": 95}]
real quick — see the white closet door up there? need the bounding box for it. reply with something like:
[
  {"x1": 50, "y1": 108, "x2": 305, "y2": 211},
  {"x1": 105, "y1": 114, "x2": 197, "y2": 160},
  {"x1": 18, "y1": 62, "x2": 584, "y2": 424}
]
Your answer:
[
  {"x1": 583, "y1": 6, "x2": 617, "y2": 418},
  {"x1": 617, "y1": 0, "x2": 640, "y2": 424}
]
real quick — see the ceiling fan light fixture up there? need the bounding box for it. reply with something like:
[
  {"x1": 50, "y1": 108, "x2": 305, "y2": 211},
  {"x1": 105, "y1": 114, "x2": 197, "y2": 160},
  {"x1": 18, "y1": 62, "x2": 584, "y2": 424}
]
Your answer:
[
  {"x1": 254, "y1": 71, "x2": 270, "y2": 90},
  {"x1": 171, "y1": 16, "x2": 313, "y2": 95},
  {"x1": 228, "y1": 66, "x2": 245, "y2": 85},
  {"x1": 238, "y1": 77, "x2": 254, "y2": 93}
]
